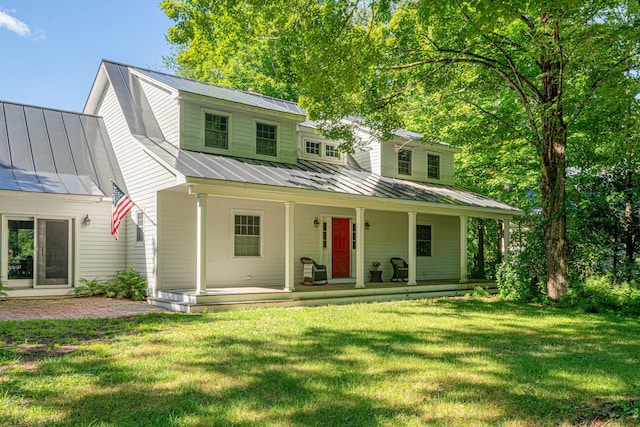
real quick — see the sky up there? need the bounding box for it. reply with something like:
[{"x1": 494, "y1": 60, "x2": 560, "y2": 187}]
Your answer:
[{"x1": 0, "y1": 1, "x2": 174, "y2": 112}]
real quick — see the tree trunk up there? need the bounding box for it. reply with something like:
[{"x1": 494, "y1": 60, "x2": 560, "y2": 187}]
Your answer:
[{"x1": 539, "y1": 14, "x2": 569, "y2": 300}]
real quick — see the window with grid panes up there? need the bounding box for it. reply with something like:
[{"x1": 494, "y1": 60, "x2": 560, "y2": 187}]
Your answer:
[
  {"x1": 428, "y1": 154, "x2": 440, "y2": 179},
  {"x1": 416, "y1": 225, "x2": 432, "y2": 256},
  {"x1": 204, "y1": 113, "x2": 228, "y2": 149},
  {"x1": 398, "y1": 149, "x2": 412, "y2": 175},
  {"x1": 256, "y1": 122, "x2": 277, "y2": 156},
  {"x1": 305, "y1": 141, "x2": 320, "y2": 156},
  {"x1": 325, "y1": 144, "x2": 340, "y2": 158},
  {"x1": 136, "y1": 212, "x2": 144, "y2": 242},
  {"x1": 234, "y1": 215, "x2": 261, "y2": 256}
]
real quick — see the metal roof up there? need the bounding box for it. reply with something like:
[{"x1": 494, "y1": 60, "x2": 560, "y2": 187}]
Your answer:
[
  {"x1": 101, "y1": 61, "x2": 520, "y2": 215},
  {"x1": 0, "y1": 100, "x2": 124, "y2": 196},
  {"x1": 128, "y1": 65, "x2": 306, "y2": 117}
]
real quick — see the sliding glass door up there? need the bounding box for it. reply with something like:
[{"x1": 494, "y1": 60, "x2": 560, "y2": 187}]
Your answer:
[{"x1": 5, "y1": 217, "x2": 71, "y2": 287}]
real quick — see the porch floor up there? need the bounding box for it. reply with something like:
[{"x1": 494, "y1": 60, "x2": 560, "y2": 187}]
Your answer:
[{"x1": 150, "y1": 279, "x2": 496, "y2": 313}]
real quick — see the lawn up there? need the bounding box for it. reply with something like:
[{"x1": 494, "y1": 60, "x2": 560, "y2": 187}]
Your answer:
[{"x1": 0, "y1": 298, "x2": 639, "y2": 426}]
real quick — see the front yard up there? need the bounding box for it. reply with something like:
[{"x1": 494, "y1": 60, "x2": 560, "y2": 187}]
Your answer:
[{"x1": 1, "y1": 298, "x2": 638, "y2": 426}]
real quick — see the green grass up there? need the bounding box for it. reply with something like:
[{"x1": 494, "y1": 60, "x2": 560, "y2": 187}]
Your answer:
[{"x1": 1, "y1": 298, "x2": 639, "y2": 426}]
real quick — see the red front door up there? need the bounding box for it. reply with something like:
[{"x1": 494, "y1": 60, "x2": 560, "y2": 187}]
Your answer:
[{"x1": 332, "y1": 218, "x2": 351, "y2": 278}]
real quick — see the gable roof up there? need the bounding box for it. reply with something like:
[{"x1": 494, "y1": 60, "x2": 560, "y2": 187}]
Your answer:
[
  {"x1": 91, "y1": 60, "x2": 520, "y2": 217},
  {"x1": 0, "y1": 100, "x2": 124, "y2": 196}
]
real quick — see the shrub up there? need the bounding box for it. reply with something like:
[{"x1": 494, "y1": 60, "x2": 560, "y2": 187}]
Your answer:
[
  {"x1": 72, "y1": 278, "x2": 107, "y2": 297},
  {"x1": 560, "y1": 275, "x2": 640, "y2": 316},
  {"x1": 105, "y1": 268, "x2": 147, "y2": 301},
  {"x1": 496, "y1": 262, "x2": 538, "y2": 302},
  {"x1": 74, "y1": 269, "x2": 147, "y2": 301}
]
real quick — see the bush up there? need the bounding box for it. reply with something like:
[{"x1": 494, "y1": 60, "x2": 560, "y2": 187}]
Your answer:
[
  {"x1": 496, "y1": 262, "x2": 541, "y2": 302},
  {"x1": 560, "y1": 275, "x2": 640, "y2": 316},
  {"x1": 72, "y1": 278, "x2": 106, "y2": 297},
  {"x1": 74, "y1": 269, "x2": 147, "y2": 301}
]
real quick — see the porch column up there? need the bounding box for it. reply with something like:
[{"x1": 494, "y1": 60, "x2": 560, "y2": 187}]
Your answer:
[
  {"x1": 459, "y1": 216, "x2": 468, "y2": 283},
  {"x1": 407, "y1": 211, "x2": 417, "y2": 286},
  {"x1": 502, "y1": 219, "x2": 511, "y2": 263},
  {"x1": 355, "y1": 207, "x2": 366, "y2": 288},
  {"x1": 196, "y1": 194, "x2": 207, "y2": 295},
  {"x1": 284, "y1": 202, "x2": 295, "y2": 292}
]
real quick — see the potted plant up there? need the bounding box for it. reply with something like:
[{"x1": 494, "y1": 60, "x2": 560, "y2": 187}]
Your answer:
[{"x1": 371, "y1": 261, "x2": 381, "y2": 272}]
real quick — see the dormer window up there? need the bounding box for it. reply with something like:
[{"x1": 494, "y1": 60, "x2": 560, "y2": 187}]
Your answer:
[
  {"x1": 428, "y1": 154, "x2": 440, "y2": 179},
  {"x1": 305, "y1": 141, "x2": 321, "y2": 156},
  {"x1": 302, "y1": 138, "x2": 342, "y2": 162},
  {"x1": 325, "y1": 145, "x2": 339, "y2": 158},
  {"x1": 256, "y1": 122, "x2": 277, "y2": 156},
  {"x1": 204, "y1": 113, "x2": 229, "y2": 149},
  {"x1": 398, "y1": 149, "x2": 412, "y2": 175}
]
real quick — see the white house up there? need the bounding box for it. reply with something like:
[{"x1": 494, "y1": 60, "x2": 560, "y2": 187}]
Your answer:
[
  {"x1": 82, "y1": 60, "x2": 521, "y2": 311},
  {"x1": 0, "y1": 100, "x2": 127, "y2": 297}
]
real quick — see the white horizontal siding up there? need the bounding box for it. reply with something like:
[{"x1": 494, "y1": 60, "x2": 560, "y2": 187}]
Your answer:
[
  {"x1": 155, "y1": 196, "x2": 461, "y2": 290},
  {"x1": 96, "y1": 82, "x2": 179, "y2": 292},
  {"x1": 0, "y1": 193, "x2": 126, "y2": 289},
  {"x1": 139, "y1": 78, "x2": 179, "y2": 145}
]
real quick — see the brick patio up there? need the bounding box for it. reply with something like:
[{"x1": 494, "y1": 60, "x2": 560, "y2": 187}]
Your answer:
[{"x1": 0, "y1": 297, "x2": 167, "y2": 321}]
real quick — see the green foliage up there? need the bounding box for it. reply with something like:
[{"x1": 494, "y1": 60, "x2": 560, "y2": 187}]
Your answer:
[
  {"x1": 74, "y1": 269, "x2": 147, "y2": 301},
  {"x1": 72, "y1": 278, "x2": 106, "y2": 297},
  {"x1": 105, "y1": 269, "x2": 148, "y2": 301},
  {"x1": 472, "y1": 286, "x2": 491, "y2": 298},
  {"x1": 560, "y1": 275, "x2": 640, "y2": 316}
]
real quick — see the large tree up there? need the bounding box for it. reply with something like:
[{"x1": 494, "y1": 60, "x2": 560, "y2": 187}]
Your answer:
[{"x1": 162, "y1": 0, "x2": 640, "y2": 299}]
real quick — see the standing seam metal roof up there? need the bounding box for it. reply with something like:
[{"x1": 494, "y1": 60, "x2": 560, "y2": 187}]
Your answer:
[
  {"x1": 101, "y1": 61, "x2": 521, "y2": 215},
  {"x1": 0, "y1": 100, "x2": 125, "y2": 196}
]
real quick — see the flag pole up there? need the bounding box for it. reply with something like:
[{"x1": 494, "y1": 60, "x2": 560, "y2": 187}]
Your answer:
[{"x1": 110, "y1": 179, "x2": 157, "y2": 226}]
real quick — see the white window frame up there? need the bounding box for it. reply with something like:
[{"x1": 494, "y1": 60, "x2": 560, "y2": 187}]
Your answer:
[
  {"x1": 301, "y1": 137, "x2": 342, "y2": 163},
  {"x1": 427, "y1": 153, "x2": 440, "y2": 180},
  {"x1": 416, "y1": 223, "x2": 433, "y2": 257},
  {"x1": 254, "y1": 119, "x2": 279, "y2": 157},
  {"x1": 202, "y1": 108, "x2": 232, "y2": 152},
  {"x1": 398, "y1": 149, "x2": 412, "y2": 176},
  {"x1": 231, "y1": 210, "x2": 265, "y2": 258},
  {"x1": 135, "y1": 212, "x2": 144, "y2": 244}
]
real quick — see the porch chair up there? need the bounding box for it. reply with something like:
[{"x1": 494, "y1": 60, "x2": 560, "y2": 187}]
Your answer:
[
  {"x1": 300, "y1": 257, "x2": 328, "y2": 285},
  {"x1": 390, "y1": 257, "x2": 409, "y2": 282}
]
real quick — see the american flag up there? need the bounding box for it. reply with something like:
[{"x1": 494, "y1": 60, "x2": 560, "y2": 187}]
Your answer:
[{"x1": 111, "y1": 183, "x2": 134, "y2": 240}]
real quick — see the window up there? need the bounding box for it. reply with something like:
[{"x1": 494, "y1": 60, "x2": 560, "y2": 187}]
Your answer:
[
  {"x1": 306, "y1": 141, "x2": 320, "y2": 156},
  {"x1": 256, "y1": 122, "x2": 277, "y2": 156},
  {"x1": 325, "y1": 144, "x2": 340, "y2": 158},
  {"x1": 204, "y1": 113, "x2": 229, "y2": 149},
  {"x1": 234, "y1": 215, "x2": 261, "y2": 256},
  {"x1": 136, "y1": 212, "x2": 144, "y2": 242},
  {"x1": 417, "y1": 225, "x2": 432, "y2": 257},
  {"x1": 398, "y1": 149, "x2": 412, "y2": 175},
  {"x1": 352, "y1": 223, "x2": 356, "y2": 250},
  {"x1": 428, "y1": 154, "x2": 440, "y2": 179},
  {"x1": 323, "y1": 222, "x2": 327, "y2": 248}
]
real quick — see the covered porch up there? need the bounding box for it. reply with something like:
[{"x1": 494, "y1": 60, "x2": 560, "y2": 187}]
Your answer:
[{"x1": 149, "y1": 278, "x2": 497, "y2": 313}]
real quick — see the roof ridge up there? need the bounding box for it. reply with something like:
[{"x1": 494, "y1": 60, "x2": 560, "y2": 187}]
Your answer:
[
  {"x1": 101, "y1": 58, "x2": 302, "y2": 109},
  {"x1": 0, "y1": 99, "x2": 103, "y2": 118}
]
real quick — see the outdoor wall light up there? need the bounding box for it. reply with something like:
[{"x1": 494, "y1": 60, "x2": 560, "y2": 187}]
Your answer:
[
  {"x1": 365, "y1": 220, "x2": 371, "y2": 230},
  {"x1": 82, "y1": 214, "x2": 91, "y2": 227},
  {"x1": 313, "y1": 217, "x2": 320, "y2": 228}
]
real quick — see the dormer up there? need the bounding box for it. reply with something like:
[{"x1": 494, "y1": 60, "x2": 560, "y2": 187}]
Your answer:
[
  {"x1": 297, "y1": 121, "x2": 347, "y2": 165},
  {"x1": 353, "y1": 129, "x2": 461, "y2": 186}
]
